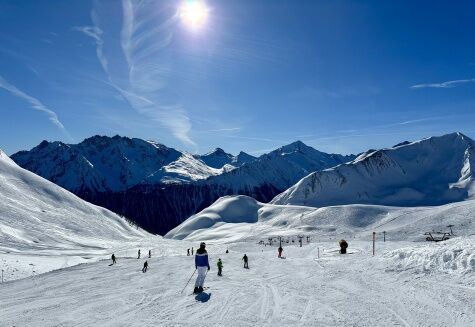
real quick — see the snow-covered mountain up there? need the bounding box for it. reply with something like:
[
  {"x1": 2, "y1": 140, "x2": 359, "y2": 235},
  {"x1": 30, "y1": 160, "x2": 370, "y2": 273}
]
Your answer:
[
  {"x1": 11, "y1": 136, "x2": 185, "y2": 192},
  {"x1": 11, "y1": 136, "x2": 239, "y2": 192},
  {"x1": 0, "y1": 147, "x2": 149, "y2": 253},
  {"x1": 12, "y1": 137, "x2": 352, "y2": 234},
  {"x1": 203, "y1": 140, "x2": 356, "y2": 193},
  {"x1": 272, "y1": 132, "x2": 475, "y2": 207},
  {"x1": 11, "y1": 136, "x2": 257, "y2": 192}
]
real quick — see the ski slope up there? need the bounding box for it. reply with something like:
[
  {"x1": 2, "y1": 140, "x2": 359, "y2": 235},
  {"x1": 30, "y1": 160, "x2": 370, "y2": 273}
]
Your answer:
[{"x1": 1, "y1": 239, "x2": 473, "y2": 326}]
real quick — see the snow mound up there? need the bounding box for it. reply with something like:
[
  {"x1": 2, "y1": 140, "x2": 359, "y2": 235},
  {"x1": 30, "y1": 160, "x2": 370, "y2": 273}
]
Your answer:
[
  {"x1": 165, "y1": 195, "x2": 261, "y2": 240},
  {"x1": 166, "y1": 191, "x2": 475, "y2": 241},
  {"x1": 385, "y1": 236, "x2": 475, "y2": 275}
]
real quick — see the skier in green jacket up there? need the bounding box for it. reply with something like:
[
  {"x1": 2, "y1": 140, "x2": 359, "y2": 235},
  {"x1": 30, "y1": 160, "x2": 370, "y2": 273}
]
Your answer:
[{"x1": 217, "y1": 258, "x2": 223, "y2": 276}]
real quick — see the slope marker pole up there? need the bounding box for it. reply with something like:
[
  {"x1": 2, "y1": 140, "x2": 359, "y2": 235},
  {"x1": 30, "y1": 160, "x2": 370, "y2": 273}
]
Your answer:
[{"x1": 372, "y1": 232, "x2": 376, "y2": 256}]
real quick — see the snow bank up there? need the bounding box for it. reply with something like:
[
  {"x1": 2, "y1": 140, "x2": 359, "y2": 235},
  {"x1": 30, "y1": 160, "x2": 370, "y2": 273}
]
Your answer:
[
  {"x1": 385, "y1": 236, "x2": 475, "y2": 275},
  {"x1": 165, "y1": 195, "x2": 261, "y2": 240}
]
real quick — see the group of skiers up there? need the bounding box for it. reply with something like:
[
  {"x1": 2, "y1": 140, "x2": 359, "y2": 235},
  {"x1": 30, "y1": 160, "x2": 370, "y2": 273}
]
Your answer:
[
  {"x1": 110, "y1": 249, "x2": 152, "y2": 273},
  {"x1": 110, "y1": 240, "x2": 349, "y2": 294}
]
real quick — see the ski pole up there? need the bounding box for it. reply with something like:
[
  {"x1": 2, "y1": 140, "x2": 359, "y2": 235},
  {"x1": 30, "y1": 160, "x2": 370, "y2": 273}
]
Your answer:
[{"x1": 181, "y1": 269, "x2": 197, "y2": 294}]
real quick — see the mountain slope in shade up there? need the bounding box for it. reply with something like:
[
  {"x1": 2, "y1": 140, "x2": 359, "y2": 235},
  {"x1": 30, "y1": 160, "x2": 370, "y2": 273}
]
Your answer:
[
  {"x1": 195, "y1": 148, "x2": 256, "y2": 169},
  {"x1": 272, "y1": 132, "x2": 475, "y2": 207}
]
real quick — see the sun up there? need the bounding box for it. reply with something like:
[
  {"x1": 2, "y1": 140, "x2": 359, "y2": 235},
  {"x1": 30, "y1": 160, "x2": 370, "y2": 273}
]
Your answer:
[{"x1": 179, "y1": 1, "x2": 209, "y2": 29}]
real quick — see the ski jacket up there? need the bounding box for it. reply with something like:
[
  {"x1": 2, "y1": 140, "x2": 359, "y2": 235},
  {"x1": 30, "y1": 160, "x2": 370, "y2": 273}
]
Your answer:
[
  {"x1": 195, "y1": 248, "x2": 209, "y2": 267},
  {"x1": 217, "y1": 261, "x2": 223, "y2": 268}
]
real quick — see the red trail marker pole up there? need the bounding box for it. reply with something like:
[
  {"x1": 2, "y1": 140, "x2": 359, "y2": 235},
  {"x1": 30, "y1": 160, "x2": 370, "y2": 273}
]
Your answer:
[{"x1": 372, "y1": 232, "x2": 376, "y2": 256}]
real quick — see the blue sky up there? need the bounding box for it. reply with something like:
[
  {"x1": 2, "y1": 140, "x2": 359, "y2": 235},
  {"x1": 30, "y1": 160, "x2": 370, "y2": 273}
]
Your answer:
[{"x1": 1, "y1": 0, "x2": 475, "y2": 156}]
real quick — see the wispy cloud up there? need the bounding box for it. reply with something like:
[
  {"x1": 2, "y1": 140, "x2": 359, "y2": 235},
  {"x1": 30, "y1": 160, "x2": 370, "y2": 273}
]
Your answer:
[
  {"x1": 0, "y1": 75, "x2": 69, "y2": 134},
  {"x1": 72, "y1": 25, "x2": 108, "y2": 74},
  {"x1": 73, "y1": 0, "x2": 195, "y2": 147},
  {"x1": 411, "y1": 78, "x2": 475, "y2": 89}
]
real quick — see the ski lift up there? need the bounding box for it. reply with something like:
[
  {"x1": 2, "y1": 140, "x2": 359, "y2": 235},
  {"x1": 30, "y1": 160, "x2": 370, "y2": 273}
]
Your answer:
[{"x1": 424, "y1": 232, "x2": 450, "y2": 242}]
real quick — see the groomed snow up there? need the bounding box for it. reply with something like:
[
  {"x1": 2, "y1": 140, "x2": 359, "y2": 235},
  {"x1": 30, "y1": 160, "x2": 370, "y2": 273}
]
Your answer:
[{"x1": 1, "y1": 239, "x2": 473, "y2": 326}]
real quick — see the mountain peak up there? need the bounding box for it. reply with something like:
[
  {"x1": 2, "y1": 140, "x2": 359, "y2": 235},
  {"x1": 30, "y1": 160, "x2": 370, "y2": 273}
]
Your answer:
[
  {"x1": 274, "y1": 140, "x2": 314, "y2": 155},
  {"x1": 207, "y1": 147, "x2": 228, "y2": 156}
]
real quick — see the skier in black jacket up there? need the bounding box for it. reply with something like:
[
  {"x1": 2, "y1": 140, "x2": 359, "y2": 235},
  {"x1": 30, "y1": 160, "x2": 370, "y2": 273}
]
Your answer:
[{"x1": 242, "y1": 254, "x2": 249, "y2": 269}]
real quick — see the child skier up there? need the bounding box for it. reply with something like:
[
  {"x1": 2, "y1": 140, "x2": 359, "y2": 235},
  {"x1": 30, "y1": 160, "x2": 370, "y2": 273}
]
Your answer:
[
  {"x1": 194, "y1": 242, "x2": 210, "y2": 293},
  {"x1": 217, "y1": 258, "x2": 223, "y2": 276}
]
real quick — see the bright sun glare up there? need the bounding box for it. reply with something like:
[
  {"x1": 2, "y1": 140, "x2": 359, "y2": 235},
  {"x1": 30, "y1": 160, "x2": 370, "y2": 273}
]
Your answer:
[{"x1": 179, "y1": 1, "x2": 209, "y2": 29}]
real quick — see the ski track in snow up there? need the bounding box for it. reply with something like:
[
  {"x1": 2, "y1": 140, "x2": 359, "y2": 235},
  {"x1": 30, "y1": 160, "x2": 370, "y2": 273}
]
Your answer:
[{"x1": 0, "y1": 241, "x2": 473, "y2": 327}]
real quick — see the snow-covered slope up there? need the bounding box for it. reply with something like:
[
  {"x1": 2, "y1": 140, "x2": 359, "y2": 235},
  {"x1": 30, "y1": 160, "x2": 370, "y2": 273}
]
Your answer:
[
  {"x1": 2, "y1": 236, "x2": 474, "y2": 326},
  {"x1": 143, "y1": 153, "x2": 225, "y2": 184},
  {"x1": 272, "y1": 132, "x2": 475, "y2": 207},
  {"x1": 204, "y1": 140, "x2": 355, "y2": 193},
  {"x1": 166, "y1": 194, "x2": 475, "y2": 242},
  {"x1": 0, "y1": 148, "x2": 155, "y2": 278}
]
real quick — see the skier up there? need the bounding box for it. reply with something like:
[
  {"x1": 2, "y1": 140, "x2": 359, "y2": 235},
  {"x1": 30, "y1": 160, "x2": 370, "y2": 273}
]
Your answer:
[
  {"x1": 339, "y1": 239, "x2": 348, "y2": 254},
  {"x1": 191, "y1": 247, "x2": 194, "y2": 255},
  {"x1": 278, "y1": 246, "x2": 283, "y2": 258},
  {"x1": 187, "y1": 248, "x2": 190, "y2": 256},
  {"x1": 111, "y1": 253, "x2": 116, "y2": 265},
  {"x1": 138, "y1": 249, "x2": 141, "y2": 259},
  {"x1": 225, "y1": 249, "x2": 229, "y2": 254},
  {"x1": 148, "y1": 250, "x2": 152, "y2": 258},
  {"x1": 194, "y1": 242, "x2": 210, "y2": 294},
  {"x1": 217, "y1": 258, "x2": 223, "y2": 276},
  {"x1": 142, "y1": 260, "x2": 148, "y2": 273},
  {"x1": 242, "y1": 254, "x2": 249, "y2": 269}
]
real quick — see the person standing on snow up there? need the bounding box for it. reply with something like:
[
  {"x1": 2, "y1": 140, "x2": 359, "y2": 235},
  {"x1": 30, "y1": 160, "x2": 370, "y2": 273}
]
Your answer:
[
  {"x1": 111, "y1": 254, "x2": 116, "y2": 265},
  {"x1": 148, "y1": 250, "x2": 152, "y2": 258},
  {"x1": 278, "y1": 246, "x2": 283, "y2": 258},
  {"x1": 142, "y1": 260, "x2": 148, "y2": 273},
  {"x1": 191, "y1": 247, "x2": 194, "y2": 255},
  {"x1": 187, "y1": 248, "x2": 190, "y2": 256},
  {"x1": 242, "y1": 254, "x2": 249, "y2": 269},
  {"x1": 138, "y1": 249, "x2": 141, "y2": 259},
  {"x1": 339, "y1": 240, "x2": 348, "y2": 254},
  {"x1": 194, "y1": 242, "x2": 210, "y2": 293},
  {"x1": 217, "y1": 258, "x2": 223, "y2": 276}
]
